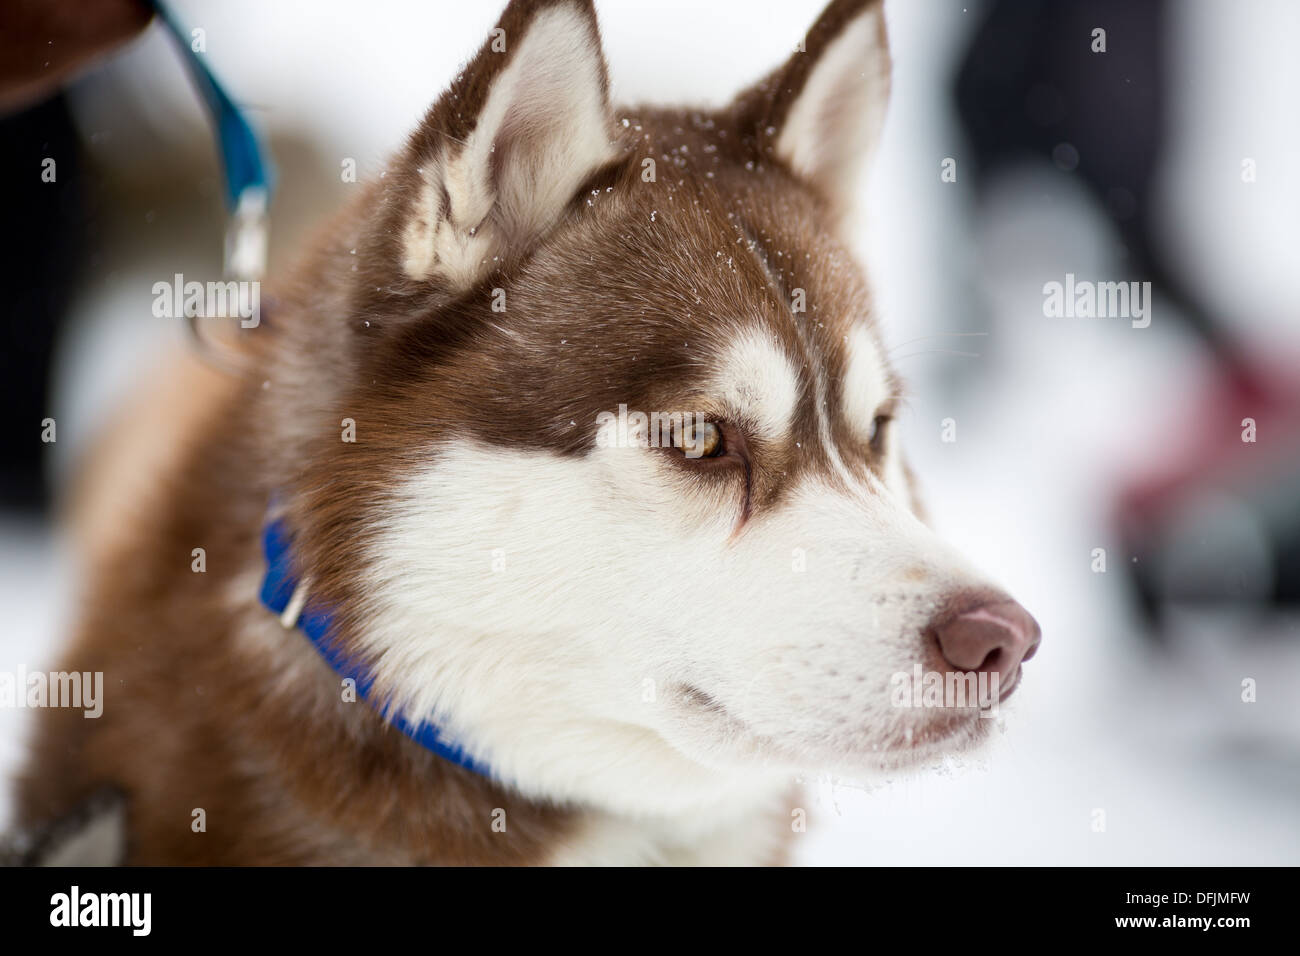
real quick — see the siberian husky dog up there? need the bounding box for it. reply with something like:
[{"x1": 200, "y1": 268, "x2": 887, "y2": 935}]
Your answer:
[{"x1": 15, "y1": 0, "x2": 1039, "y2": 865}]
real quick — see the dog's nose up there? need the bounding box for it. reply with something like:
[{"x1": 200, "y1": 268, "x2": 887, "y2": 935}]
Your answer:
[{"x1": 931, "y1": 595, "x2": 1041, "y2": 692}]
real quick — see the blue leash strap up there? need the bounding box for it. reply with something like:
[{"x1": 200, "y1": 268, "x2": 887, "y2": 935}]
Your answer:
[
  {"x1": 150, "y1": 0, "x2": 273, "y2": 207},
  {"x1": 259, "y1": 517, "x2": 495, "y2": 779},
  {"x1": 150, "y1": 0, "x2": 273, "y2": 279}
]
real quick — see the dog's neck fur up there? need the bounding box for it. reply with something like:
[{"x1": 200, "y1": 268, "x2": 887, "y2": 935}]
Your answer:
[{"x1": 235, "y1": 538, "x2": 793, "y2": 865}]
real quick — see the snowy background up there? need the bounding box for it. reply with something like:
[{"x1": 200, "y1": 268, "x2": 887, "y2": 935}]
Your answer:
[{"x1": 2, "y1": 0, "x2": 1298, "y2": 864}]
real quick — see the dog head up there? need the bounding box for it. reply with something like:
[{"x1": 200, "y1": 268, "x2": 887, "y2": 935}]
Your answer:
[{"x1": 283, "y1": 0, "x2": 1040, "y2": 815}]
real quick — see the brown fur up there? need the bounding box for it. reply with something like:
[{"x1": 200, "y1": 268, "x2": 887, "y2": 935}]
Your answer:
[{"x1": 17, "y1": 0, "x2": 888, "y2": 864}]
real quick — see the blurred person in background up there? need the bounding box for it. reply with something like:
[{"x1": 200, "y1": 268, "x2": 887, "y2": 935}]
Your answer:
[{"x1": 0, "y1": 0, "x2": 153, "y2": 512}]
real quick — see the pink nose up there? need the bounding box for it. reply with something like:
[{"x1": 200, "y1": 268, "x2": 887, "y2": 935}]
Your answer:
[{"x1": 931, "y1": 594, "x2": 1041, "y2": 693}]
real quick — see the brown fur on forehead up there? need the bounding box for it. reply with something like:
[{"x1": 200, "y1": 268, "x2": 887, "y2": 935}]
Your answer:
[{"x1": 355, "y1": 104, "x2": 887, "y2": 439}]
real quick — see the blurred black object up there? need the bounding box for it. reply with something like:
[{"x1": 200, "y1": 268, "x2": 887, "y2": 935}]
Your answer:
[
  {"x1": 956, "y1": 0, "x2": 1223, "y2": 352},
  {"x1": 954, "y1": 0, "x2": 1300, "y2": 635},
  {"x1": 0, "y1": 0, "x2": 151, "y2": 514},
  {"x1": 0, "y1": 94, "x2": 88, "y2": 514},
  {"x1": 1115, "y1": 369, "x2": 1300, "y2": 636}
]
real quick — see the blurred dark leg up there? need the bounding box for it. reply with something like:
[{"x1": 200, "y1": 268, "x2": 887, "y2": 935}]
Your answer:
[{"x1": 0, "y1": 94, "x2": 86, "y2": 514}]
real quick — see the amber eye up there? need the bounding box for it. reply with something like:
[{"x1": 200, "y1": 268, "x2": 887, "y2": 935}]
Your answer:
[
  {"x1": 675, "y1": 421, "x2": 724, "y2": 459},
  {"x1": 868, "y1": 415, "x2": 891, "y2": 453}
]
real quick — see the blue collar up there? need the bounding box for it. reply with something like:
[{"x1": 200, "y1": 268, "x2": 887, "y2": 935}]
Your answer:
[{"x1": 258, "y1": 517, "x2": 493, "y2": 779}]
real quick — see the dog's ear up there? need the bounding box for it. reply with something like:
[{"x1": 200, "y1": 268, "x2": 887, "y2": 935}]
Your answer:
[
  {"x1": 380, "y1": 0, "x2": 620, "y2": 294},
  {"x1": 737, "y1": 0, "x2": 890, "y2": 210}
]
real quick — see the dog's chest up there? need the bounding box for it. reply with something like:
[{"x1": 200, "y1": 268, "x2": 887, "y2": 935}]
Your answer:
[{"x1": 545, "y1": 797, "x2": 795, "y2": 866}]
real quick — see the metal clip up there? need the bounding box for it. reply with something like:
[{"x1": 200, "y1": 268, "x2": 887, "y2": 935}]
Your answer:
[
  {"x1": 279, "y1": 579, "x2": 311, "y2": 631},
  {"x1": 224, "y1": 186, "x2": 270, "y2": 282}
]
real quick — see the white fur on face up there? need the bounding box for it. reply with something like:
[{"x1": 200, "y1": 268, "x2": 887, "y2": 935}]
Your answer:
[
  {"x1": 357, "y1": 441, "x2": 791, "y2": 819},
  {"x1": 355, "y1": 327, "x2": 1001, "y2": 821},
  {"x1": 401, "y1": 5, "x2": 618, "y2": 289},
  {"x1": 842, "y1": 324, "x2": 888, "y2": 442},
  {"x1": 713, "y1": 331, "x2": 801, "y2": 442},
  {"x1": 842, "y1": 323, "x2": 907, "y2": 496}
]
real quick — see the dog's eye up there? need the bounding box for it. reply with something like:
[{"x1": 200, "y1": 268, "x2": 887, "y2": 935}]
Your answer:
[
  {"x1": 675, "y1": 421, "x2": 724, "y2": 459},
  {"x1": 868, "y1": 415, "x2": 892, "y2": 453}
]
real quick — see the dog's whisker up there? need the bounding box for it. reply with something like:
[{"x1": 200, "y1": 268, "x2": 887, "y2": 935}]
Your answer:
[
  {"x1": 884, "y1": 331, "x2": 989, "y2": 355},
  {"x1": 890, "y1": 349, "x2": 982, "y2": 361}
]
